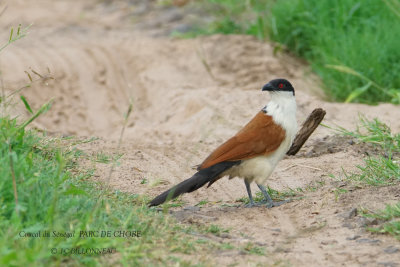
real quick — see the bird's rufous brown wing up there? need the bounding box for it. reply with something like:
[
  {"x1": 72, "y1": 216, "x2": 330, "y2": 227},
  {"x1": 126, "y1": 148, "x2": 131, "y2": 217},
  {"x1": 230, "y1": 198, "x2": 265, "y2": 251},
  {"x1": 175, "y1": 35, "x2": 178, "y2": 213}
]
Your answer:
[{"x1": 199, "y1": 111, "x2": 286, "y2": 170}]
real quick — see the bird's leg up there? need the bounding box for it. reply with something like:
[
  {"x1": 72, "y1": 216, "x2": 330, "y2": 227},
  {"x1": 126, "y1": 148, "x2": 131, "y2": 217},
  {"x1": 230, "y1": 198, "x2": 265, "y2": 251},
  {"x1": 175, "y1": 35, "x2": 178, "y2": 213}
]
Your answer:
[
  {"x1": 256, "y1": 184, "x2": 289, "y2": 208},
  {"x1": 256, "y1": 184, "x2": 273, "y2": 207},
  {"x1": 244, "y1": 180, "x2": 256, "y2": 207}
]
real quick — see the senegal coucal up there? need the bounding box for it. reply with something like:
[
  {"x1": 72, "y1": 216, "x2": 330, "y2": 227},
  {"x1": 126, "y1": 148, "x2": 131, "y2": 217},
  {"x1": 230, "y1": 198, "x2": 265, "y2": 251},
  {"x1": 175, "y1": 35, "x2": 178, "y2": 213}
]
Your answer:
[{"x1": 149, "y1": 78, "x2": 297, "y2": 207}]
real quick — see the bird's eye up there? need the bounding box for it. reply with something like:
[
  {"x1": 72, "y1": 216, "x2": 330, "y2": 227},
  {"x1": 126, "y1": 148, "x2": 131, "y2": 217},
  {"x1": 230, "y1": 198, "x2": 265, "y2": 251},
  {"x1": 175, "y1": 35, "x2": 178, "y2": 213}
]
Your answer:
[{"x1": 278, "y1": 83, "x2": 284, "y2": 89}]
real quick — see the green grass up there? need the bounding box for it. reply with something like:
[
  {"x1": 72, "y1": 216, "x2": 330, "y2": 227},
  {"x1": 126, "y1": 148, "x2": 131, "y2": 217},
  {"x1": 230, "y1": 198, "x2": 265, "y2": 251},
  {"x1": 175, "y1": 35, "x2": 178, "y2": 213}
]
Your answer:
[
  {"x1": 195, "y1": 200, "x2": 209, "y2": 207},
  {"x1": 205, "y1": 224, "x2": 230, "y2": 236},
  {"x1": 326, "y1": 115, "x2": 400, "y2": 240},
  {"x1": 0, "y1": 109, "x2": 226, "y2": 266},
  {"x1": 334, "y1": 116, "x2": 400, "y2": 185},
  {"x1": 189, "y1": 0, "x2": 400, "y2": 104},
  {"x1": 94, "y1": 152, "x2": 114, "y2": 164},
  {"x1": 269, "y1": 0, "x2": 400, "y2": 104},
  {"x1": 241, "y1": 242, "x2": 265, "y2": 256},
  {"x1": 177, "y1": 0, "x2": 272, "y2": 39},
  {"x1": 0, "y1": 24, "x2": 30, "y2": 53},
  {"x1": 237, "y1": 185, "x2": 302, "y2": 205},
  {"x1": 361, "y1": 203, "x2": 400, "y2": 238}
]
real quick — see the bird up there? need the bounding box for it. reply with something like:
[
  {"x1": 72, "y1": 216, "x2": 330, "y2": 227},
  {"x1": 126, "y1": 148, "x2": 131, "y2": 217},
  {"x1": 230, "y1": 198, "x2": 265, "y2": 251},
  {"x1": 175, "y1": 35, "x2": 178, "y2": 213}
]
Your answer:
[{"x1": 149, "y1": 78, "x2": 297, "y2": 208}]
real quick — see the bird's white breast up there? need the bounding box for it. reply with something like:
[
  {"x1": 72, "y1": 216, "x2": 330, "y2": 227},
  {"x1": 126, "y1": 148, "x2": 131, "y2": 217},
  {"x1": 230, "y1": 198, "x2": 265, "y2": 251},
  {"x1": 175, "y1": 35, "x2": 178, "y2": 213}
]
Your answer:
[
  {"x1": 265, "y1": 91, "x2": 298, "y2": 152},
  {"x1": 225, "y1": 91, "x2": 297, "y2": 184}
]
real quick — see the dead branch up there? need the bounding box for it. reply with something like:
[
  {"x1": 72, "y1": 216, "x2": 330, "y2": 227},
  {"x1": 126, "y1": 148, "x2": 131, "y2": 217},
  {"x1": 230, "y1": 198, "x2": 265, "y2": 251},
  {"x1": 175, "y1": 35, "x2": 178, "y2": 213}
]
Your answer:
[{"x1": 287, "y1": 108, "x2": 326, "y2": 156}]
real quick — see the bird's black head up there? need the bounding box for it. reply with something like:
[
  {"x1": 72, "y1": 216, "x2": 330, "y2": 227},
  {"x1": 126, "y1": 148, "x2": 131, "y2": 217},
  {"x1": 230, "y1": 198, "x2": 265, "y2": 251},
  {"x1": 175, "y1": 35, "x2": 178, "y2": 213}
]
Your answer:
[{"x1": 262, "y1": 78, "x2": 295, "y2": 95}]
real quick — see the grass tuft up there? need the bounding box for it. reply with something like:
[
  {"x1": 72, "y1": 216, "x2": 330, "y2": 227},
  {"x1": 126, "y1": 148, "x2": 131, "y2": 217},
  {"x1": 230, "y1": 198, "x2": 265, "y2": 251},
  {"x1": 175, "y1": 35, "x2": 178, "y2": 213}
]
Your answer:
[
  {"x1": 334, "y1": 116, "x2": 400, "y2": 186},
  {"x1": 237, "y1": 185, "x2": 302, "y2": 205},
  {"x1": 361, "y1": 203, "x2": 400, "y2": 238}
]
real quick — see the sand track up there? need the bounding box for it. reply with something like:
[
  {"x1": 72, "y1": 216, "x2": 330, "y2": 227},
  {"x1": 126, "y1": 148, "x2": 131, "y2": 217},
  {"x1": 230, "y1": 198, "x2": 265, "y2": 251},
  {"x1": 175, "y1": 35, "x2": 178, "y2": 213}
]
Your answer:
[{"x1": 2, "y1": 0, "x2": 400, "y2": 266}]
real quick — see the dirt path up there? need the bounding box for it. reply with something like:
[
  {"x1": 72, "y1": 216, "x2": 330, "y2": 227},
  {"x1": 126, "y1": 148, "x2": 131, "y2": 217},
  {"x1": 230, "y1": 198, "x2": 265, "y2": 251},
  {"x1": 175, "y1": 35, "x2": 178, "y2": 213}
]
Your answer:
[{"x1": 2, "y1": 1, "x2": 400, "y2": 266}]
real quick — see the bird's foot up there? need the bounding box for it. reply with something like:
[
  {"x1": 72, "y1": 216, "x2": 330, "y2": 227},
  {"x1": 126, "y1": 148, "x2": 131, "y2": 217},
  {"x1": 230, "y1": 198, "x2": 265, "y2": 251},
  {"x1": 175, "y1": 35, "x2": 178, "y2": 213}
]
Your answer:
[
  {"x1": 244, "y1": 200, "x2": 289, "y2": 208},
  {"x1": 244, "y1": 202, "x2": 262, "y2": 208},
  {"x1": 264, "y1": 199, "x2": 290, "y2": 208}
]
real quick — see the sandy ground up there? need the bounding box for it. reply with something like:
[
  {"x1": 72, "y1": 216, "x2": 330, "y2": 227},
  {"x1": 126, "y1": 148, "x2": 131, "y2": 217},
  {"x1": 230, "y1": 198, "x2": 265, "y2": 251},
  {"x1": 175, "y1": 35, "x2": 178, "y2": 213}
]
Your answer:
[{"x1": 2, "y1": 0, "x2": 400, "y2": 266}]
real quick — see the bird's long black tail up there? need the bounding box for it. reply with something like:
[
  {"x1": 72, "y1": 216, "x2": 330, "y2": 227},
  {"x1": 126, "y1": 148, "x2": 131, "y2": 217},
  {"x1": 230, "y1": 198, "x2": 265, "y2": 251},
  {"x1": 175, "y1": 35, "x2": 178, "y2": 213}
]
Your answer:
[{"x1": 149, "y1": 161, "x2": 241, "y2": 207}]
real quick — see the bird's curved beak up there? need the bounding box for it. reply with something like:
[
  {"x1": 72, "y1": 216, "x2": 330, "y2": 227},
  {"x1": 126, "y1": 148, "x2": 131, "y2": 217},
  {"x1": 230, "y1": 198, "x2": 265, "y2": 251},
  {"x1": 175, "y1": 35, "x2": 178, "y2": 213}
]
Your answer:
[{"x1": 262, "y1": 82, "x2": 274, "y2": 91}]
